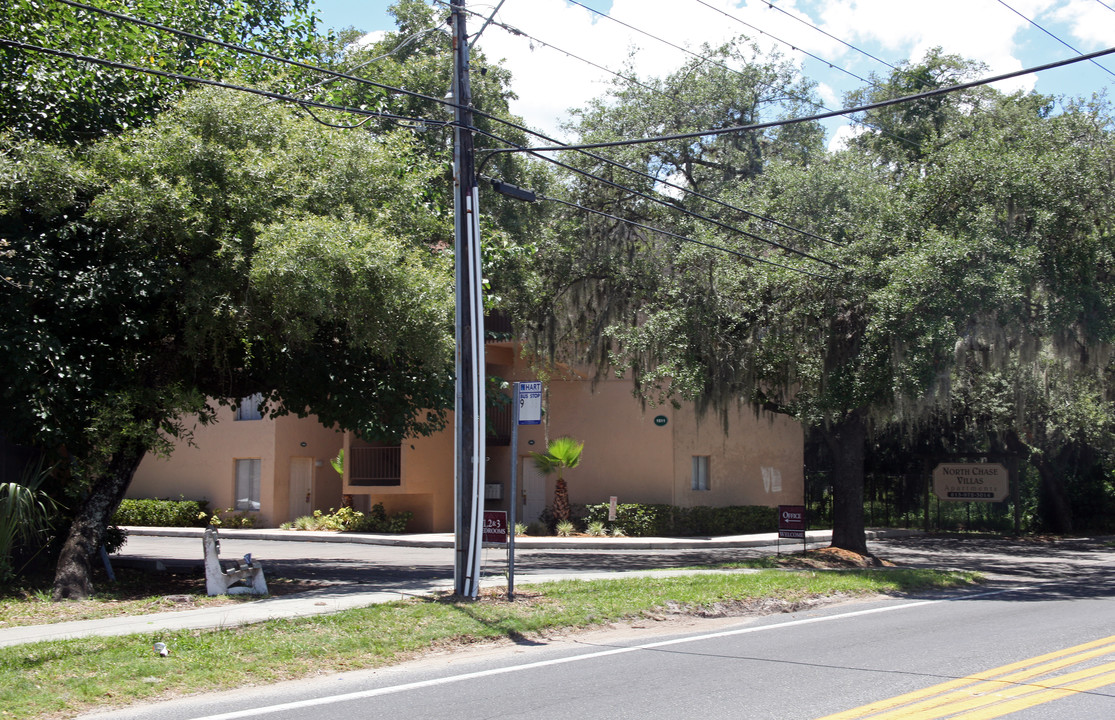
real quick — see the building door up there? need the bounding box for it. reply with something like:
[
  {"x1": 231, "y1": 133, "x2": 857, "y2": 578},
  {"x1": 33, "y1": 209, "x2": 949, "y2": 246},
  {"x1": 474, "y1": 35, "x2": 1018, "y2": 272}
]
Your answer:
[
  {"x1": 522, "y1": 459, "x2": 546, "y2": 524},
  {"x1": 289, "y1": 457, "x2": 313, "y2": 522}
]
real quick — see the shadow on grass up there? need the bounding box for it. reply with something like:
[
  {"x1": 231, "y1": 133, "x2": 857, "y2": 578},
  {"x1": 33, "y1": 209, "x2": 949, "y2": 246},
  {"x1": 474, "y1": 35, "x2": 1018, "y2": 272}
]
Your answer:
[{"x1": 421, "y1": 592, "x2": 550, "y2": 647}]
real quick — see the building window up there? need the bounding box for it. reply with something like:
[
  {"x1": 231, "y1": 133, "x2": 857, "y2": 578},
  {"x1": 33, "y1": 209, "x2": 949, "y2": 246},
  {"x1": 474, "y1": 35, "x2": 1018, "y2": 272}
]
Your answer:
[
  {"x1": 691, "y1": 455, "x2": 710, "y2": 491},
  {"x1": 235, "y1": 459, "x2": 261, "y2": 511},
  {"x1": 235, "y1": 394, "x2": 263, "y2": 421}
]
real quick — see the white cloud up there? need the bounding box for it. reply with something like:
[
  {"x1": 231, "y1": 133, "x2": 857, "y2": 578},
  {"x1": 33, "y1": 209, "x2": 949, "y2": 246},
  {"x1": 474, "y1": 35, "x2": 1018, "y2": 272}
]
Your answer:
[
  {"x1": 826, "y1": 121, "x2": 865, "y2": 152},
  {"x1": 1050, "y1": 0, "x2": 1115, "y2": 48},
  {"x1": 464, "y1": 0, "x2": 1110, "y2": 144},
  {"x1": 354, "y1": 30, "x2": 386, "y2": 49}
]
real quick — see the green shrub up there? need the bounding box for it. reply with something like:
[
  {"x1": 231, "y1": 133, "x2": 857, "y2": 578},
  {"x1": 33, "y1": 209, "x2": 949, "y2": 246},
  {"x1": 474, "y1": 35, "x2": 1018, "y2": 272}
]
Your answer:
[
  {"x1": 674, "y1": 505, "x2": 777, "y2": 536},
  {"x1": 583, "y1": 503, "x2": 671, "y2": 537},
  {"x1": 284, "y1": 504, "x2": 412, "y2": 533},
  {"x1": 208, "y1": 508, "x2": 256, "y2": 528},
  {"x1": 584, "y1": 503, "x2": 777, "y2": 537},
  {"x1": 555, "y1": 519, "x2": 576, "y2": 536},
  {"x1": 113, "y1": 498, "x2": 210, "y2": 527}
]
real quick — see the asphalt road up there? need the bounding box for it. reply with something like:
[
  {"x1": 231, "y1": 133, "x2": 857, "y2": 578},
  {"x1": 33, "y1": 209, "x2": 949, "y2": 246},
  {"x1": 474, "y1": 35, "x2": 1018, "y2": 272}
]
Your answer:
[{"x1": 90, "y1": 535, "x2": 1115, "y2": 719}]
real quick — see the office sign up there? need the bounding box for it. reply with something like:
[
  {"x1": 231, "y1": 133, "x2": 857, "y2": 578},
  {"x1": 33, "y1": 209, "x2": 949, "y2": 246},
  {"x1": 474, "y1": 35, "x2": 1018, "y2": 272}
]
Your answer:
[{"x1": 778, "y1": 505, "x2": 806, "y2": 539}]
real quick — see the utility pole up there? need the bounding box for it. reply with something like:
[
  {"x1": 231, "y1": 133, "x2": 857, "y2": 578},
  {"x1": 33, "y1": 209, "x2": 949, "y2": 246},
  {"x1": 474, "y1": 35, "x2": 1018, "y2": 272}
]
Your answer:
[{"x1": 451, "y1": 0, "x2": 486, "y2": 598}]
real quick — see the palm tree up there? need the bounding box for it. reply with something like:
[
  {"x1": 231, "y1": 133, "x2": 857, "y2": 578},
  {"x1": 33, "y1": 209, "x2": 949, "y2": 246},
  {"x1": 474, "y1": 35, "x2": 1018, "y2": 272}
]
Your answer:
[
  {"x1": 0, "y1": 457, "x2": 57, "y2": 580},
  {"x1": 530, "y1": 436, "x2": 584, "y2": 523}
]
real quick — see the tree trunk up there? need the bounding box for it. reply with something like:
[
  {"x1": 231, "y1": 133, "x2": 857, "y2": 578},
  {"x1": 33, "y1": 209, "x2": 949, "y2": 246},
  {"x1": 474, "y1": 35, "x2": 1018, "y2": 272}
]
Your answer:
[
  {"x1": 1003, "y1": 431, "x2": 1073, "y2": 534},
  {"x1": 552, "y1": 477, "x2": 570, "y2": 523},
  {"x1": 822, "y1": 410, "x2": 868, "y2": 555},
  {"x1": 52, "y1": 436, "x2": 148, "y2": 600}
]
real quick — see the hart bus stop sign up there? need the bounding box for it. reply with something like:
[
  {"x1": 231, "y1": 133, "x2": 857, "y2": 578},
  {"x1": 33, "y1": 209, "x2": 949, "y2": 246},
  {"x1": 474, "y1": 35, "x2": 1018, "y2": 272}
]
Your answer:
[
  {"x1": 932, "y1": 463, "x2": 1010, "y2": 502},
  {"x1": 518, "y1": 381, "x2": 542, "y2": 425}
]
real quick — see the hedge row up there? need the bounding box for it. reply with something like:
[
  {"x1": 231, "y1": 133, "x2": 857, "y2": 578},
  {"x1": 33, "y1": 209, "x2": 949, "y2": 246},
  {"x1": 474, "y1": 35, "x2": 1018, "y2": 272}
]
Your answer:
[
  {"x1": 113, "y1": 498, "x2": 210, "y2": 527},
  {"x1": 583, "y1": 503, "x2": 777, "y2": 537}
]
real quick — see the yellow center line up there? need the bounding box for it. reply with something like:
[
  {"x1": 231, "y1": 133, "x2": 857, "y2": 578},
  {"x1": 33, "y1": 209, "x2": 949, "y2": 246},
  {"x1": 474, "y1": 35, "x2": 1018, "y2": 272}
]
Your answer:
[
  {"x1": 953, "y1": 667, "x2": 1115, "y2": 719},
  {"x1": 814, "y1": 635, "x2": 1115, "y2": 720},
  {"x1": 894, "y1": 660, "x2": 1115, "y2": 719}
]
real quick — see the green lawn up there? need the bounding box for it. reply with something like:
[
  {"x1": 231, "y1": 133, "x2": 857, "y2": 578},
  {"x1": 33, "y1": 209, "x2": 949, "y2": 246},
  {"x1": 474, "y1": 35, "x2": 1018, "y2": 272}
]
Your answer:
[{"x1": 0, "y1": 568, "x2": 980, "y2": 719}]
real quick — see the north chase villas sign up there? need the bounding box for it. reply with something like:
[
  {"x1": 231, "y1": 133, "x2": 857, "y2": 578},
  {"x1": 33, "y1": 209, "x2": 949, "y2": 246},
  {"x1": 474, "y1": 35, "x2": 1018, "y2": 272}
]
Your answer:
[{"x1": 932, "y1": 463, "x2": 1010, "y2": 502}]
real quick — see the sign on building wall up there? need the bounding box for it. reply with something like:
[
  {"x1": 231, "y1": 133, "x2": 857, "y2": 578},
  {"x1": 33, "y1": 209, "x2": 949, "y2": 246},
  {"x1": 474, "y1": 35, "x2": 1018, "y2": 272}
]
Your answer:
[
  {"x1": 932, "y1": 463, "x2": 1010, "y2": 502},
  {"x1": 518, "y1": 381, "x2": 542, "y2": 425}
]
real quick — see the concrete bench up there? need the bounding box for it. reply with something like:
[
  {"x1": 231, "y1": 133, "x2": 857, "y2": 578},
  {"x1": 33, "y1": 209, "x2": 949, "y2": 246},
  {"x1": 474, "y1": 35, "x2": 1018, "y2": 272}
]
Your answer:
[{"x1": 203, "y1": 527, "x2": 268, "y2": 596}]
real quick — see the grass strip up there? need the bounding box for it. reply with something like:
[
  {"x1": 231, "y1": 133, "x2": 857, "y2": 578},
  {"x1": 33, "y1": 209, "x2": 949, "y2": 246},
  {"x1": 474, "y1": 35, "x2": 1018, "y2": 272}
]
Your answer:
[{"x1": 0, "y1": 568, "x2": 979, "y2": 719}]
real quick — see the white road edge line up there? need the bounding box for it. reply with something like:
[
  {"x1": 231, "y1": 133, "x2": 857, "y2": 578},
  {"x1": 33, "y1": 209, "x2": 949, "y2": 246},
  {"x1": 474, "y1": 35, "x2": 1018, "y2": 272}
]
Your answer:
[{"x1": 186, "y1": 586, "x2": 1027, "y2": 720}]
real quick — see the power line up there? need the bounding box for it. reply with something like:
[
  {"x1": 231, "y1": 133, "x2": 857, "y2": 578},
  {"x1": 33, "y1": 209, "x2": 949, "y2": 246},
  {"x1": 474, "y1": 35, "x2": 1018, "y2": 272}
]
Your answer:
[
  {"x1": 469, "y1": 0, "x2": 507, "y2": 48},
  {"x1": 995, "y1": 0, "x2": 1115, "y2": 80},
  {"x1": 553, "y1": 1, "x2": 930, "y2": 159},
  {"x1": 762, "y1": 0, "x2": 897, "y2": 72},
  {"x1": 564, "y1": 0, "x2": 824, "y2": 104},
  {"x1": 0, "y1": 38, "x2": 453, "y2": 130},
  {"x1": 1097, "y1": 0, "x2": 1115, "y2": 14},
  {"x1": 489, "y1": 44, "x2": 1115, "y2": 153},
  {"x1": 4, "y1": 35, "x2": 839, "y2": 271},
  {"x1": 455, "y1": 6, "x2": 657, "y2": 92},
  {"x1": 21, "y1": 0, "x2": 841, "y2": 256},
  {"x1": 456, "y1": 13, "x2": 841, "y2": 245},
  {"x1": 468, "y1": 124, "x2": 842, "y2": 270},
  {"x1": 283, "y1": 26, "x2": 447, "y2": 105},
  {"x1": 46, "y1": 0, "x2": 460, "y2": 118},
  {"x1": 691, "y1": 0, "x2": 878, "y2": 87},
  {"x1": 530, "y1": 187, "x2": 833, "y2": 280}
]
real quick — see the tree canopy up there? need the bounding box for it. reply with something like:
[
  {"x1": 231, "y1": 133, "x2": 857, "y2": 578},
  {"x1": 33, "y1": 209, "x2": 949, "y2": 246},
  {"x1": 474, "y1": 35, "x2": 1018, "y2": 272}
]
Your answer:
[
  {"x1": 517, "y1": 46, "x2": 1115, "y2": 552},
  {"x1": 1, "y1": 0, "x2": 325, "y2": 144},
  {"x1": 1, "y1": 87, "x2": 458, "y2": 596}
]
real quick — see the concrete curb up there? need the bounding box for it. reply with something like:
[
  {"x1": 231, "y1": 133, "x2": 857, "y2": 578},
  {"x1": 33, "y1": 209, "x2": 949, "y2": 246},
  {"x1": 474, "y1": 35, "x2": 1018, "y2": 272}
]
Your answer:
[{"x1": 121, "y1": 526, "x2": 921, "y2": 550}]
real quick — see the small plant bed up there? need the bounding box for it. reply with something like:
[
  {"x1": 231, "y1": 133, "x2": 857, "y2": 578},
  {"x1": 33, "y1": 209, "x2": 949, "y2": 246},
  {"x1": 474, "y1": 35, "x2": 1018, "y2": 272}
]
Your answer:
[{"x1": 0, "y1": 568, "x2": 323, "y2": 628}]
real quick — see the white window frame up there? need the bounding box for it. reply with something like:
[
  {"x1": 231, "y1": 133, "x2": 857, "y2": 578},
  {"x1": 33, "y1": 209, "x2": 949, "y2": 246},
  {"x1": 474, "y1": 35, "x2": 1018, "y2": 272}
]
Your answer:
[
  {"x1": 235, "y1": 394, "x2": 263, "y2": 421},
  {"x1": 235, "y1": 458, "x2": 261, "y2": 511},
  {"x1": 691, "y1": 455, "x2": 710, "y2": 491}
]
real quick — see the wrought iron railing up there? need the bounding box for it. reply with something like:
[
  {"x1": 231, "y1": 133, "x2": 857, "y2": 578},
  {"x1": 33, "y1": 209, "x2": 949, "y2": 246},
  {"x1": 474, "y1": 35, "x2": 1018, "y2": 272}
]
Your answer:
[{"x1": 349, "y1": 446, "x2": 401, "y2": 486}]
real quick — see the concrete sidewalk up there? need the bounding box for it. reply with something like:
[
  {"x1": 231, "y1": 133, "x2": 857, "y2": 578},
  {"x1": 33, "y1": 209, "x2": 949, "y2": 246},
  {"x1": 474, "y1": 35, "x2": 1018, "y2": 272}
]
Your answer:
[
  {"x1": 0, "y1": 566, "x2": 775, "y2": 648},
  {"x1": 123, "y1": 525, "x2": 909, "y2": 549},
  {"x1": 0, "y1": 527, "x2": 911, "y2": 648}
]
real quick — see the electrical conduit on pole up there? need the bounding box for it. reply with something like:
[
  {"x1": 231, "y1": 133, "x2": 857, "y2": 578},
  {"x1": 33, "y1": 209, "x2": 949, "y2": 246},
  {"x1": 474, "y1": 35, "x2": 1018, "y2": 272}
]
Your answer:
[
  {"x1": 508, "y1": 382, "x2": 520, "y2": 599},
  {"x1": 451, "y1": 0, "x2": 485, "y2": 598}
]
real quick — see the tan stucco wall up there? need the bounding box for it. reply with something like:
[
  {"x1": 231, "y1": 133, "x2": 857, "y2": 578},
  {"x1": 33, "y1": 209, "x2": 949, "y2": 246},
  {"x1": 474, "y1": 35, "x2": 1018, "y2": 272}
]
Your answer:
[
  {"x1": 539, "y1": 376, "x2": 676, "y2": 509},
  {"x1": 338, "y1": 344, "x2": 804, "y2": 532},
  {"x1": 129, "y1": 405, "x2": 343, "y2": 527},
  {"x1": 670, "y1": 403, "x2": 804, "y2": 508},
  {"x1": 343, "y1": 417, "x2": 455, "y2": 533},
  {"x1": 132, "y1": 341, "x2": 803, "y2": 533}
]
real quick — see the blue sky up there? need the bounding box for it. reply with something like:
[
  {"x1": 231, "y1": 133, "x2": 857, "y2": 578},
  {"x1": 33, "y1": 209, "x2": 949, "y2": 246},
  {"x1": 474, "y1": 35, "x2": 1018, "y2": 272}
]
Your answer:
[{"x1": 307, "y1": 1, "x2": 1115, "y2": 146}]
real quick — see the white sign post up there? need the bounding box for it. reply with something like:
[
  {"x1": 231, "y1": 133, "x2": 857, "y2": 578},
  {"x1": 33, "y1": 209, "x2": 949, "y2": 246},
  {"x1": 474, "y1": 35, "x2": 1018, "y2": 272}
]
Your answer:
[{"x1": 508, "y1": 381, "x2": 543, "y2": 599}]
